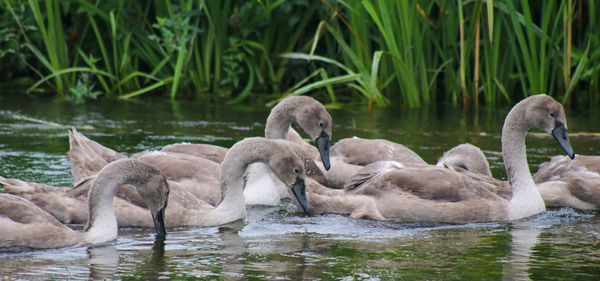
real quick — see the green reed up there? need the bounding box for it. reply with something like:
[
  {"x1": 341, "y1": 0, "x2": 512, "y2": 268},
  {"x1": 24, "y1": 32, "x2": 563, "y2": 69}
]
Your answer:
[
  {"x1": 21, "y1": 0, "x2": 70, "y2": 93},
  {"x1": 1, "y1": 0, "x2": 599, "y2": 108}
]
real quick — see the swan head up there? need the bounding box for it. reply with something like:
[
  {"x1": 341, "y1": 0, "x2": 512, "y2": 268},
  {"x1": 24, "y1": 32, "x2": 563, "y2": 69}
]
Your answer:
[
  {"x1": 525, "y1": 94, "x2": 574, "y2": 159},
  {"x1": 268, "y1": 151, "x2": 309, "y2": 213},
  {"x1": 296, "y1": 103, "x2": 332, "y2": 171},
  {"x1": 136, "y1": 171, "x2": 170, "y2": 237}
]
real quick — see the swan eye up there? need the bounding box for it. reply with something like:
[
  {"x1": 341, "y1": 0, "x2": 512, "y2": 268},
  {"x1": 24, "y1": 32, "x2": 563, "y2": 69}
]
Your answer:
[
  {"x1": 550, "y1": 113, "x2": 555, "y2": 118},
  {"x1": 319, "y1": 122, "x2": 324, "y2": 128},
  {"x1": 293, "y1": 168, "x2": 299, "y2": 174}
]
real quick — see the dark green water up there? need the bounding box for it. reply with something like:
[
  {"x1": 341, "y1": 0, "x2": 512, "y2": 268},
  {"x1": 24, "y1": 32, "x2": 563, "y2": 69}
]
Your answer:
[{"x1": 0, "y1": 93, "x2": 599, "y2": 280}]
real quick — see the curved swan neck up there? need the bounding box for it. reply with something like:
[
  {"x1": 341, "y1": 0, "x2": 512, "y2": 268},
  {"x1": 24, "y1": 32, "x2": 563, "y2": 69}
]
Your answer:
[
  {"x1": 85, "y1": 160, "x2": 157, "y2": 244},
  {"x1": 502, "y1": 100, "x2": 545, "y2": 220},
  {"x1": 208, "y1": 138, "x2": 281, "y2": 225},
  {"x1": 220, "y1": 138, "x2": 280, "y2": 188},
  {"x1": 265, "y1": 97, "x2": 302, "y2": 139}
]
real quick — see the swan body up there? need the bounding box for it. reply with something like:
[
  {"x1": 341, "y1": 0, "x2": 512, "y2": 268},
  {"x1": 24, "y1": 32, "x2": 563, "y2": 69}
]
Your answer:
[
  {"x1": 534, "y1": 155, "x2": 600, "y2": 210},
  {"x1": 0, "y1": 159, "x2": 169, "y2": 249},
  {"x1": 319, "y1": 143, "x2": 487, "y2": 189},
  {"x1": 68, "y1": 128, "x2": 127, "y2": 183},
  {"x1": 160, "y1": 143, "x2": 228, "y2": 164},
  {"x1": 317, "y1": 137, "x2": 425, "y2": 187}
]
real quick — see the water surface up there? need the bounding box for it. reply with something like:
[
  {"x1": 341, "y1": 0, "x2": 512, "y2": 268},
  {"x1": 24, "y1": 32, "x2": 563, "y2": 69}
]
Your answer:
[{"x1": 0, "y1": 93, "x2": 599, "y2": 280}]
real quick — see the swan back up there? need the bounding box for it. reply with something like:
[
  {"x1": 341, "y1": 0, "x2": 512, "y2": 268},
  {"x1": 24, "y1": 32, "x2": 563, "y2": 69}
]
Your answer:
[
  {"x1": 69, "y1": 128, "x2": 127, "y2": 182},
  {"x1": 331, "y1": 137, "x2": 426, "y2": 165},
  {"x1": 160, "y1": 143, "x2": 228, "y2": 164},
  {"x1": 0, "y1": 194, "x2": 84, "y2": 249}
]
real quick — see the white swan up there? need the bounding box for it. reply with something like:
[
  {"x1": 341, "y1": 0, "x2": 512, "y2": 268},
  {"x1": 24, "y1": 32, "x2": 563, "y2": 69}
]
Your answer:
[{"x1": 0, "y1": 159, "x2": 169, "y2": 249}]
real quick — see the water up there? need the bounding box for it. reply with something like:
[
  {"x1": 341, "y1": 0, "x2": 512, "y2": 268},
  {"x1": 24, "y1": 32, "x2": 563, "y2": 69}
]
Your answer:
[{"x1": 1, "y1": 93, "x2": 599, "y2": 280}]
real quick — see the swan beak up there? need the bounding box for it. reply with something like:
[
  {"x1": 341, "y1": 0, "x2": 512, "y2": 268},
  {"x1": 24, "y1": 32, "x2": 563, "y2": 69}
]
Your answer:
[
  {"x1": 551, "y1": 120, "x2": 575, "y2": 159},
  {"x1": 291, "y1": 177, "x2": 309, "y2": 213},
  {"x1": 316, "y1": 131, "x2": 331, "y2": 171},
  {"x1": 153, "y1": 201, "x2": 168, "y2": 237}
]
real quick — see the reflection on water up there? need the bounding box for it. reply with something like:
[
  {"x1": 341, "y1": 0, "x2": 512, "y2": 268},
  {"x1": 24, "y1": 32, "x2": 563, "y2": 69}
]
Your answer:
[
  {"x1": 88, "y1": 245, "x2": 119, "y2": 280},
  {"x1": 503, "y1": 222, "x2": 541, "y2": 280},
  {"x1": 1, "y1": 93, "x2": 600, "y2": 279},
  {"x1": 0, "y1": 207, "x2": 597, "y2": 279}
]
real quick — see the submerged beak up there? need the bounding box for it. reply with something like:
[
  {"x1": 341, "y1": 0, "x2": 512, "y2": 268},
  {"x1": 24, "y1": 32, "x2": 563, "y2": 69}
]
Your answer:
[
  {"x1": 291, "y1": 177, "x2": 309, "y2": 213},
  {"x1": 152, "y1": 201, "x2": 168, "y2": 237},
  {"x1": 316, "y1": 131, "x2": 331, "y2": 171},
  {"x1": 551, "y1": 120, "x2": 575, "y2": 159}
]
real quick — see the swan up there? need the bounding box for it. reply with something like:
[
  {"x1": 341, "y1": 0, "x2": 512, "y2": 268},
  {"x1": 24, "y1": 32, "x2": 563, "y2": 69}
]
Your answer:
[
  {"x1": 535, "y1": 172, "x2": 600, "y2": 210},
  {"x1": 0, "y1": 159, "x2": 169, "y2": 249},
  {"x1": 71, "y1": 96, "x2": 332, "y2": 173},
  {"x1": 532, "y1": 155, "x2": 600, "y2": 210},
  {"x1": 4, "y1": 138, "x2": 309, "y2": 227},
  {"x1": 437, "y1": 143, "x2": 600, "y2": 210},
  {"x1": 168, "y1": 137, "x2": 308, "y2": 226},
  {"x1": 241, "y1": 96, "x2": 331, "y2": 205},
  {"x1": 305, "y1": 94, "x2": 575, "y2": 223}
]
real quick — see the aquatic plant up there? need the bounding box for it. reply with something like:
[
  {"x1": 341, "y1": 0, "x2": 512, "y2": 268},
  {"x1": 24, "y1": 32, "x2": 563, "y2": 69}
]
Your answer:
[{"x1": 0, "y1": 0, "x2": 598, "y2": 108}]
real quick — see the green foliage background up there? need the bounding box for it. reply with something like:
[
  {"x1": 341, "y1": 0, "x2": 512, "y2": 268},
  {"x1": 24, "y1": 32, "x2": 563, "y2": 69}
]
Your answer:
[{"x1": 1, "y1": 0, "x2": 598, "y2": 108}]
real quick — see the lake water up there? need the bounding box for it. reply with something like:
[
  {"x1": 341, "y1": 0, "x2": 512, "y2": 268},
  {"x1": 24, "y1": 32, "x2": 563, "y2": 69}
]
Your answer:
[{"x1": 0, "y1": 93, "x2": 599, "y2": 280}]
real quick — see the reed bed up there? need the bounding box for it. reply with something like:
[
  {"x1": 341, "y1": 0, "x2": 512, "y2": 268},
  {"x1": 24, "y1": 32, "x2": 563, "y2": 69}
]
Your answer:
[{"x1": 0, "y1": 0, "x2": 598, "y2": 108}]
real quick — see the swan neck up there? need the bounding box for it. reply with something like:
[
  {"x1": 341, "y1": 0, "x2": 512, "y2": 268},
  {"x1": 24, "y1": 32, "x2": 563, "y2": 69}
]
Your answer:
[
  {"x1": 502, "y1": 104, "x2": 545, "y2": 220},
  {"x1": 211, "y1": 139, "x2": 277, "y2": 225},
  {"x1": 265, "y1": 101, "x2": 296, "y2": 139},
  {"x1": 84, "y1": 174, "x2": 121, "y2": 244},
  {"x1": 204, "y1": 178, "x2": 247, "y2": 226},
  {"x1": 85, "y1": 161, "x2": 157, "y2": 244}
]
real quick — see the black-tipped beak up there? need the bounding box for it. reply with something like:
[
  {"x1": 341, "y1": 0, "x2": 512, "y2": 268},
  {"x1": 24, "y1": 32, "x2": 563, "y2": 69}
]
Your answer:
[
  {"x1": 153, "y1": 203, "x2": 167, "y2": 237},
  {"x1": 551, "y1": 120, "x2": 575, "y2": 159},
  {"x1": 291, "y1": 177, "x2": 309, "y2": 213},
  {"x1": 316, "y1": 131, "x2": 331, "y2": 171}
]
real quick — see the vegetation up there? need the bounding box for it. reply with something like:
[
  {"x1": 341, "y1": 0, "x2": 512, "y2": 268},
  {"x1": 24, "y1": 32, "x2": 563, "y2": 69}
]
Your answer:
[{"x1": 0, "y1": 0, "x2": 599, "y2": 108}]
